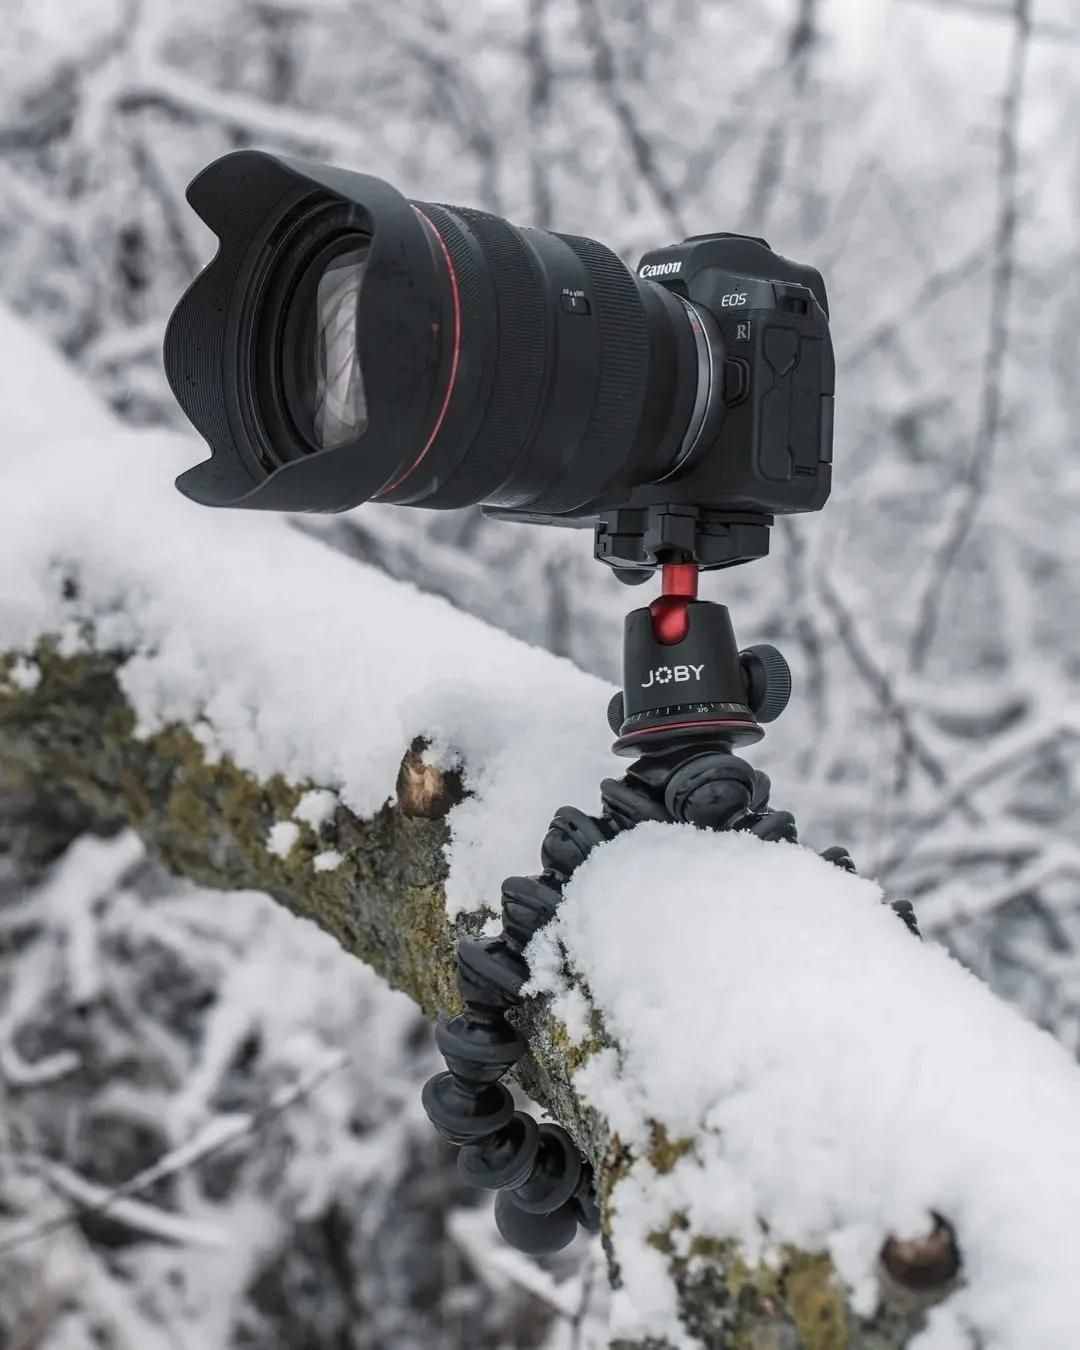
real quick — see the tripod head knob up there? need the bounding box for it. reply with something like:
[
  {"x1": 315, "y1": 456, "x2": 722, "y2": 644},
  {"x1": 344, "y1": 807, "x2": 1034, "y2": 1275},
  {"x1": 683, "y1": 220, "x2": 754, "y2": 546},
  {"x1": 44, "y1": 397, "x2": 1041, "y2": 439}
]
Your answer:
[{"x1": 738, "y1": 644, "x2": 792, "y2": 724}]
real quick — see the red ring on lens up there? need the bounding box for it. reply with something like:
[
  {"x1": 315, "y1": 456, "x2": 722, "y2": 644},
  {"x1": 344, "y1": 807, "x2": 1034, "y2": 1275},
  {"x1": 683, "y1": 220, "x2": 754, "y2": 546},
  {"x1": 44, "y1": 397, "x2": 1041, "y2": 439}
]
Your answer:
[{"x1": 374, "y1": 206, "x2": 462, "y2": 498}]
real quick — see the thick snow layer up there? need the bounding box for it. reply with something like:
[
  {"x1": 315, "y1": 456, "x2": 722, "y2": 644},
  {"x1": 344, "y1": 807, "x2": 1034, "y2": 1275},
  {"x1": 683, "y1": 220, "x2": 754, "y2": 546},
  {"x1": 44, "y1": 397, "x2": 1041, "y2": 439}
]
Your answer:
[
  {"x1": 528, "y1": 823, "x2": 1080, "y2": 1349},
  {"x1": 0, "y1": 306, "x2": 612, "y2": 916}
]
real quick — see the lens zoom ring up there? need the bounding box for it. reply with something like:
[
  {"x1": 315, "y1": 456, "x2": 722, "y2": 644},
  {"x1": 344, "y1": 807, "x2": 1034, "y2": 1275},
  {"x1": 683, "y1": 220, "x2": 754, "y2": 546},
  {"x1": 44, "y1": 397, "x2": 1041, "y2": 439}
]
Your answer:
[
  {"x1": 554, "y1": 232, "x2": 649, "y2": 484},
  {"x1": 418, "y1": 202, "x2": 485, "y2": 322},
  {"x1": 444, "y1": 205, "x2": 547, "y2": 496}
]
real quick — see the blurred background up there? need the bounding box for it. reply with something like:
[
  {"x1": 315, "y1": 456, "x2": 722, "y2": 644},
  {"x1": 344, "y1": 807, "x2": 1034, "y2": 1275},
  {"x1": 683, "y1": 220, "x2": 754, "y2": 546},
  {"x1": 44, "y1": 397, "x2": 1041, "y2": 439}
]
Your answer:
[{"x1": 0, "y1": 0, "x2": 1077, "y2": 1345}]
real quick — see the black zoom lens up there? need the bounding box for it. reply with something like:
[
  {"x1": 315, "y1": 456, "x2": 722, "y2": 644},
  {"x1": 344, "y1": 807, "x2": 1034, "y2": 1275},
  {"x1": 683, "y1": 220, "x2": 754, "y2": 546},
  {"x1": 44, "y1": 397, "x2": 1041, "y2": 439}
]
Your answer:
[{"x1": 164, "y1": 151, "x2": 720, "y2": 516}]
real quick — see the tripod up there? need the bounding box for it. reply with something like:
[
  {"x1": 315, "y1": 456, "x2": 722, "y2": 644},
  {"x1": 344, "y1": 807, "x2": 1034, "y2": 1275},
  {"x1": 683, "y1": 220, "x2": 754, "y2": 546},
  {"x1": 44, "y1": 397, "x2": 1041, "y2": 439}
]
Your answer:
[{"x1": 421, "y1": 559, "x2": 917, "y2": 1254}]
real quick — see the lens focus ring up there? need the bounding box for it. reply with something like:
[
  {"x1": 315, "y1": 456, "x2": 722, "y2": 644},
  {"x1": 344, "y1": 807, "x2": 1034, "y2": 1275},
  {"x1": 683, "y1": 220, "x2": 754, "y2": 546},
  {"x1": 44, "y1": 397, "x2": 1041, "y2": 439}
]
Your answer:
[{"x1": 381, "y1": 202, "x2": 549, "y2": 509}]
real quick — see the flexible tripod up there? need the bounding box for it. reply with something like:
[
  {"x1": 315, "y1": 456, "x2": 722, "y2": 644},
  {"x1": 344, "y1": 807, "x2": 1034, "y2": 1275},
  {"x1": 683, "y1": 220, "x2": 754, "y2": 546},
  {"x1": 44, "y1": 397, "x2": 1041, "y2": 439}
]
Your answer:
[{"x1": 422, "y1": 557, "x2": 918, "y2": 1255}]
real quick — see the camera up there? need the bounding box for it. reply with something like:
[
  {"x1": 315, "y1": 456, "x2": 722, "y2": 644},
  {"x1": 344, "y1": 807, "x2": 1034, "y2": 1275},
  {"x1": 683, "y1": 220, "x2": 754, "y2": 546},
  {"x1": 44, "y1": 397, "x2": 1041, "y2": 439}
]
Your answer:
[{"x1": 163, "y1": 150, "x2": 834, "y2": 574}]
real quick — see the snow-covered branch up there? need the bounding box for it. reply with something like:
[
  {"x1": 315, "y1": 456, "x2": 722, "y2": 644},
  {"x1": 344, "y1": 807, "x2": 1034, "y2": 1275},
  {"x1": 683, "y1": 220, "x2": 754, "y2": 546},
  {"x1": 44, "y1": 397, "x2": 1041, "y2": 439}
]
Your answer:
[{"x1": 3, "y1": 310, "x2": 1080, "y2": 1348}]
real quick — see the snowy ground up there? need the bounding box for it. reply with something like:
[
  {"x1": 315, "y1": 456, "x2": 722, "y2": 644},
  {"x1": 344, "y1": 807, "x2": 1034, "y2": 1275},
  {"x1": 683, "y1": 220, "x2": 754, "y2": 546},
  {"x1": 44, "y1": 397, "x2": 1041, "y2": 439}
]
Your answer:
[{"x1": 3, "y1": 304, "x2": 1080, "y2": 1348}]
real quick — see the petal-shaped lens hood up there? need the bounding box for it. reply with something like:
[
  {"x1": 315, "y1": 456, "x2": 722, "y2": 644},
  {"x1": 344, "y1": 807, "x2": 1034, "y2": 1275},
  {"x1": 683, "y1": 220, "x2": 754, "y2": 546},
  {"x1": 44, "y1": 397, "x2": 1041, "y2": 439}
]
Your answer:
[{"x1": 164, "y1": 150, "x2": 445, "y2": 511}]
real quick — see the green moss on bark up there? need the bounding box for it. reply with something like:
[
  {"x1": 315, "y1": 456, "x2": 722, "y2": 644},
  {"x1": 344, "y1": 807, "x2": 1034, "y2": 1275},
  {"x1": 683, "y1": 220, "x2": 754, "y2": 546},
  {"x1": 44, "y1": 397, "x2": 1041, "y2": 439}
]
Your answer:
[
  {"x1": 0, "y1": 643, "x2": 458, "y2": 1015},
  {"x1": 648, "y1": 1122, "x2": 696, "y2": 1175}
]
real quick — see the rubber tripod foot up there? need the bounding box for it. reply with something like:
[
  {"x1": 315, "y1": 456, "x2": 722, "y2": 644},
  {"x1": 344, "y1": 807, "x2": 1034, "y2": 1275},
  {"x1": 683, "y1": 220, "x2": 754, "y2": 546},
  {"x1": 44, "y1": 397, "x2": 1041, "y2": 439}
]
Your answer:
[{"x1": 494, "y1": 1190, "x2": 579, "y2": 1254}]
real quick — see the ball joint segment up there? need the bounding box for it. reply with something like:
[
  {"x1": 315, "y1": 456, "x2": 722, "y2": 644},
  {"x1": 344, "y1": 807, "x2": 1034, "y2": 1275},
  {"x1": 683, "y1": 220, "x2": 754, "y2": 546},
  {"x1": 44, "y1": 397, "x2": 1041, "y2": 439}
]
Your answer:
[{"x1": 421, "y1": 566, "x2": 921, "y2": 1254}]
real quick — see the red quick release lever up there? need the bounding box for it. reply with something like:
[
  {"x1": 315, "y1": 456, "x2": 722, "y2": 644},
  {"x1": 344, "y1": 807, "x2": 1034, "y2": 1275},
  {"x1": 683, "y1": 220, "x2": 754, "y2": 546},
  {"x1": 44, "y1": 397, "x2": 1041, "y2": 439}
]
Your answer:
[{"x1": 649, "y1": 563, "x2": 699, "y2": 645}]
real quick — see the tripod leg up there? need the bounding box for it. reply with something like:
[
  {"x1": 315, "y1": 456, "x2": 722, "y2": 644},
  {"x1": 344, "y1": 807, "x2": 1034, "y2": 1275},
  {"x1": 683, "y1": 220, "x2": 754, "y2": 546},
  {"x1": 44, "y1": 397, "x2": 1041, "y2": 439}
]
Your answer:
[
  {"x1": 422, "y1": 742, "x2": 920, "y2": 1256},
  {"x1": 422, "y1": 775, "x2": 665, "y2": 1254}
]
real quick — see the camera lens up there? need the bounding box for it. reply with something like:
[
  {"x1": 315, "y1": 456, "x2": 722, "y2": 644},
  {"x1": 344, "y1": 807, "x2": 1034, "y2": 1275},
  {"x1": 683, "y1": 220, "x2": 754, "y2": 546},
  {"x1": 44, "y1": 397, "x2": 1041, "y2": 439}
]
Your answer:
[
  {"x1": 282, "y1": 237, "x2": 371, "y2": 451},
  {"x1": 164, "y1": 151, "x2": 720, "y2": 516},
  {"x1": 367, "y1": 203, "x2": 709, "y2": 517}
]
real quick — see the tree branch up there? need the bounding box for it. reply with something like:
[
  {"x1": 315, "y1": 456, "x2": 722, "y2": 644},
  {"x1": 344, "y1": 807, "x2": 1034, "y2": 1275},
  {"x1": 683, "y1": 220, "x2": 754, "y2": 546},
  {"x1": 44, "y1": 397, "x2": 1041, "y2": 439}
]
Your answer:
[
  {"x1": 1, "y1": 641, "x2": 970, "y2": 1349},
  {"x1": 907, "y1": 0, "x2": 1031, "y2": 671},
  {"x1": 575, "y1": 0, "x2": 687, "y2": 238},
  {"x1": 0, "y1": 1053, "x2": 347, "y2": 1258}
]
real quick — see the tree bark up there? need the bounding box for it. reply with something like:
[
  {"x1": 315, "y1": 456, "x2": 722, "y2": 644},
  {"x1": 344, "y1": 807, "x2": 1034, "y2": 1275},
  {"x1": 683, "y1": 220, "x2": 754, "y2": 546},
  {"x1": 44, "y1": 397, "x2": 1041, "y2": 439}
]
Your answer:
[{"x1": 0, "y1": 640, "x2": 960, "y2": 1349}]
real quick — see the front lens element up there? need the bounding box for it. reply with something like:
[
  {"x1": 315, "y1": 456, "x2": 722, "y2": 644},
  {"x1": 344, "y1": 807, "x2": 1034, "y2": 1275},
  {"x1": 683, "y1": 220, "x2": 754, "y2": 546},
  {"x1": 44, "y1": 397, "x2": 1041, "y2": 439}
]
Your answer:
[
  {"x1": 314, "y1": 248, "x2": 369, "y2": 448},
  {"x1": 282, "y1": 236, "x2": 371, "y2": 452}
]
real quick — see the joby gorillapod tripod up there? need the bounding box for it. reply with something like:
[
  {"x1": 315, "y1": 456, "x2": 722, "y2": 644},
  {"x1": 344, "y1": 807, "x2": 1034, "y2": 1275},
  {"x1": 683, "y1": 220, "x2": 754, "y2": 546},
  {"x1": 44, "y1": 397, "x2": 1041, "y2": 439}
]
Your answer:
[{"x1": 421, "y1": 560, "x2": 919, "y2": 1255}]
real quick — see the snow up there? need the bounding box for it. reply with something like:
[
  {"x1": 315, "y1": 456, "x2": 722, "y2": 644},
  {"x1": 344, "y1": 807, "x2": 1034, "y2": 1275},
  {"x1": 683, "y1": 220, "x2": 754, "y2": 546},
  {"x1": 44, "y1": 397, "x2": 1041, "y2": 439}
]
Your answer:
[
  {"x1": 0, "y1": 831, "x2": 147, "y2": 1082},
  {"x1": 0, "y1": 293, "x2": 116, "y2": 445},
  {"x1": 528, "y1": 823, "x2": 1080, "y2": 1349},
  {"x1": 5, "y1": 657, "x2": 41, "y2": 692},
  {"x1": 292, "y1": 788, "x2": 339, "y2": 830},
  {"x1": 33, "y1": 1159, "x2": 229, "y2": 1249},
  {"x1": 0, "y1": 305, "x2": 612, "y2": 918},
  {"x1": 0, "y1": 1042, "x2": 81, "y2": 1089},
  {"x1": 265, "y1": 820, "x2": 301, "y2": 858},
  {"x1": 312, "y1": 849, "x2": 344, "y2": 872}
]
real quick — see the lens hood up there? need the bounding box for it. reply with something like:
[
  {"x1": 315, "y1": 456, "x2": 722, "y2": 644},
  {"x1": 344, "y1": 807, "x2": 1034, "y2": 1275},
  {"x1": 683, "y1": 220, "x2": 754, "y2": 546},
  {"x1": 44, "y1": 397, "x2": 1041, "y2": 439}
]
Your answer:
[{"x1": 164, "y1": 150, "x2": 448, "y2": 511}]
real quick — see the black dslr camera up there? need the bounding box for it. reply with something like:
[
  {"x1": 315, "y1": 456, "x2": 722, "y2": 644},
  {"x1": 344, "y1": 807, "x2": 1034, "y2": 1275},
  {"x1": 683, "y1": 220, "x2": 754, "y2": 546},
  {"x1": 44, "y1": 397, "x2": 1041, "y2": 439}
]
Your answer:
[
  {"x1": 163, "y1": 150, "x2": 833, "y2": 575},
  {"x1": 588, "y1": 232, "x2": 833, "y2": 574}
]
